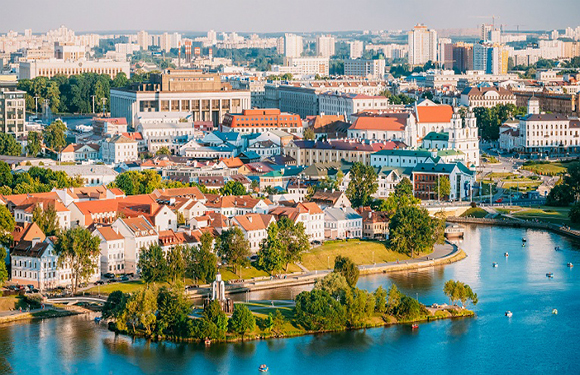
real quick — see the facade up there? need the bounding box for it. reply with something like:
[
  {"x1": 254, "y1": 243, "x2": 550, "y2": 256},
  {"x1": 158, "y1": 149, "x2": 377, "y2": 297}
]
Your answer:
[
  {"x1": 101, "y1": 134, "x2": 138, "y2": 164},
  {"x1": 284, "y1": 33, "x2": 303, "y2": 57},
  {"x1": 370, "y1": 149, "x2": 436, "y2": 168},
  {"x1": 59, "y1": 143, "x2": 100, "y2": 163},
  {"x1": 408, "y1": 24, "x2": 438, "y2": 66},
  {"x1": 231, "y1": 213, "x2": 275, "y2": 252},
  {"x1": 323, "y1": 207, "x2": 363, "y2": 239},
  {"x1": 0, "y1": 83, "x2": 26, "y2": 137},
  {"x1": 221, "y1": 108, "x2": 303, "y2": 135},
  {"x1": 19, "y1": 59, "x2": 130, "y2": 79},
  {"x1": 279, "y1": 57, "x2": 330, "y2": 76},
  {"x1": 92, "y1": 117, "x2": 128, "y2": 136},
  {"x1": 112, "y1": 216, "x2": 159, "y2": 274},
  {"x1": 343, "y1": 59, "x2": 386, "y2": 79},
  {"x1": 316, "y1": 35, "x2": 336, "y2": 58},
  {"x1": 110, "y1": 70, "x2": 251, "y2": 126},
  {"x1": 94, "y1": 226, "x2": 126, "y2": 275},
  {"x1": 318, "y1": 92, "x2": 389, "y2": 119},
  {"x1": 460, "y1": 87, "x2": 516, "y2": 109},
  {"x1": 412, "y1": 162, "x2": 475, "y2": 201},
  {"x1": 514, "y1": 91, "x2": 579, "y2": 117},
  {"x1": 473, "y1": 42, "x2": 508, "y2": 75},
  {"x1": 349, "y1": 41, "x2": 364, "y2": 59}
]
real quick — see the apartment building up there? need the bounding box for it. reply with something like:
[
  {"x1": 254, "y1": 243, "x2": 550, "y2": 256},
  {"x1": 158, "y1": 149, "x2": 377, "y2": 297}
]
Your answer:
[
  {"x1": 221, "y1": 108, "x2": 302, "y2": 135},
  {"x1": 101, "y1": 134, "x2": 138, "y2": 164},
  {"x1": 19, "y1": 59, "x2": 130, "y2": 79},
  {"x1": 0, "y1": 81, "x2": 26, "y2": 137},
  {"x1": 318, "y1": 92, "x2": 389, "y2": 119},
  {"x1": 343, "y1": 59, "x2": 386, "y2": 79}
]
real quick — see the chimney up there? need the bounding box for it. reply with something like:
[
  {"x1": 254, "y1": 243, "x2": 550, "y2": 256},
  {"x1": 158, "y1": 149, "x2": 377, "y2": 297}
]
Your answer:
[
  {"x1": 31, "y1": 237, "x2": 41, "y2": 247},
  {"x1": 248, "y1": 216, "x2": 252, "y2": 223}
]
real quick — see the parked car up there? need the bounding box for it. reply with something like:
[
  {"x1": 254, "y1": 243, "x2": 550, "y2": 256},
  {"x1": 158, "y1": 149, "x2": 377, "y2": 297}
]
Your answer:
[
  {"x1": 95, "y1": 280, "x2": 105, "y2": 285},
  {"x1": 120, "y1": 276, "x2": 129, "y2": 282},
  {"x1": 107, "y1": 278, "x2": 118, "y2": 284},
  {"x1": 103, "y1": 273, "x2": 115, "y2": 279},
  {"x1": 495, "y1": 198, "x2": 503, "y2": 203}
]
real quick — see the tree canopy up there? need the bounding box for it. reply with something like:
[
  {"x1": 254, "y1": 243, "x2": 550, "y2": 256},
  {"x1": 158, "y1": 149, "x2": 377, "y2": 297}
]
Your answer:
[
  {"x1": 216, "y1": 227, "x2": 251, "y2": 277},
  {"x1": 333, "y1": 255, "x2": 359, "y2": 288},
  {"x1": 389, "y1": 206, "x2": 440, "y2": 257},
  {"x1": 0, "y1": 133, "x2": 22, "y2": 156},
  {"x1": 346, "y1": 162, "x2": 378, "y2": 207},
  {"x1": 138, "y1": 244, "x2": 168, "y2": 283}
]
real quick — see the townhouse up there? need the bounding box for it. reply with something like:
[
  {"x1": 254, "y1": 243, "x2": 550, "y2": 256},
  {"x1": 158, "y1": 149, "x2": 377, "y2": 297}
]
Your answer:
[
  {"x1": 231, "y1": 213, "x2": 276, "y2": 252},
  {"x1": 323, "y1": 207, "x2": 363, "y2": 240},
  {"x1": 112, "y1": 216, "x2": 159, "y2": 274}
]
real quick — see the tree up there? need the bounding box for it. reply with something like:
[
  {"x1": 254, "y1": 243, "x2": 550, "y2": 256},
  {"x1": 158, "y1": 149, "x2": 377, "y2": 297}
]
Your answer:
[
  {"x1": 444, "y1": 280, "x2": 478, "y2": 307},
  {"x1": 156, "y1": 284, "x2": 191, "y2": 337},
  {"x1": 54, "y1": 227, "x2": 101, "y2": 294},
  {"x1": 114, "y1": 170, "x2": 142, "y2": 195},
  {"x1": 344, "y1": 288, "x2": 375, "y2": 327},
  {"x1": 0, "y1": 133, "x2": 22, "y2": 156},
  {"x1": 138, "y1": 244, "x2": 168, "y2": 283},
  {"x1": 43, "y1": 120, "x2": 67, "y2": 152},
  {"x1": 203, "y1": 299, "x2": 229, "y2": 338},
  {"x1": 386, "y1": 284, "x2": 402, "y2": 315},
  {"x1": 294, "y1": 289, "x2": 346, "y2": 331},
  {"x1": 277, "y1": 217, "x2": 310, "y2": 271},
  {"x1": 0, "y1": 247, "x2": 8, "y2": 286},
  {"x1": 216, "y1": 227, "x2": 251, "y2": 277},
  {"x1": 389, "y1": 206, "x2": 437, "y2": 258},
  {"x1": 374, "y1": 177, "x2": 420, "y2": 216},
  {"x1": 346, "y1": 162, "x2": 378, "y2": 207},
  {"x1": 156, "y1": 146, "x2": 171, "y2": 156},
  {"x1": 33, "y1": 204, "x2": 58, "y2": 236},
  {"x1": 102, "y1": 290, "x2": 128, "y2": 320},
  {"x1": 0, "y1": 161, "x2": 13, "y2": 187},
  {"x1": 546, "y1": 185, "x2": 574, "y2": 207},
  {"x1": 26, "y1": 131, "x2": 43, "y2": 157},
  {"x1": 333, "y1": 256, "x2": 359, "y2": 288},
  {"x1": 257, "y1": 223, "x2": 285, "y2": 274},
  {"x1": 220, "y1": 181, "x2": 247, "y2": 196},
  {"x1": 166, "y1": 245, "x2": 186, "y2": 282},
  {"x1": 111, "y1": 72, "x2": 129, "y2": 88},
  {"x1": 303, "y1": 127, "x2": 315, "y2": 140},
  {"x1": 187, "y1": 233, "x2": 218, "y2": 284},
  {"x1": 118, "y1": 286, "x2": 158, "y2": 335},
  {"x1": 313, "y1": 272, "x2": 350, "y2": 299},
  {"x1": 229, "y1": 304, "x2": 256, "y2": 339},
  {"x1": 374, "y1": 286, "x2": 387, "y2": 314},
  {"x1": 268, "y1": 309, "x2": 286, "y2": 336},
  {"x1": 436, "y1": 176, "x2": 451, "y2": 200},
  {"x1": 0, "y1": 201, "x2": 15, "y2": 243},
  {"x1": 569, "y1": 202, "x2": 580, "y2": 223}
]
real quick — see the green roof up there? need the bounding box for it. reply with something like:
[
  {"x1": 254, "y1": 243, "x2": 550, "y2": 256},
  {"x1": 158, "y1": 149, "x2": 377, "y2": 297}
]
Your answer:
[
  {"x1": 437, "y1": 149, "x2": 464, "y2": 157},
  {"x1": 260, "y1": 166, "x2": 304, "y2": 178},
  {"x1": 423, "y1": 132, "x2": 449, "y2": 141},
  {"x1": 372, "y1": 149, "x2": 434, "y2": 157}
]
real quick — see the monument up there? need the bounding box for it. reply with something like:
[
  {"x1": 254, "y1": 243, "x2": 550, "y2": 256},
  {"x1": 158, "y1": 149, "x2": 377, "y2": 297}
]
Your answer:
[{"x1": 204, "y1": 273, "x2": 234, "y2": 313}]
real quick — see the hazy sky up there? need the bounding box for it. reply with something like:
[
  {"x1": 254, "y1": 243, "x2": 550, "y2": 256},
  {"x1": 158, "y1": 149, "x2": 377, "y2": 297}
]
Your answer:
[{"x1": 1, "y1": 0, "x2": 578, "y2": 33}]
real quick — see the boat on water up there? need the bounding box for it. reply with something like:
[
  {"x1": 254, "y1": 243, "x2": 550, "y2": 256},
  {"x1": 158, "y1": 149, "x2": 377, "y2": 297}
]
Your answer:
[
  {"x1": 412, "y1": 324, "x2": 419, "y2": 329},
  {"x1": 445, "y1": 224, "x2": 465, "y2": 239},
  {"x1": 504, "y1": 252, "x2": 509, "y2": 257},
  {"x1": 522, "y1": 238, "x2": 526, "y2": 242},
  {"x1": 546, "y1": 272, "x2": 554, "y2": 278},
  {"x1": 522, "y1": 243, "x2": 526, "y2": 247},
  {"x1": 567, "y1": 263, "x2": 574, "y2": 268},
  {"x1": 204, "y1": 339, "x2": 211, "y2": 346},
  {"x1": 555, "y1": 247, "x2": 561, "y2": 251},
  {"x1": 259, "y1": 364, "x2": 269, "y2": 372},
  {"x1": 492, "y1": 262, "x2": 499, "y2": 268},
  {"x1": 552, "y1": 309, "x2": 558, "y2": 315},
  {"x1": 505, "y1": 311, "x2": 513, "y2": 317}
]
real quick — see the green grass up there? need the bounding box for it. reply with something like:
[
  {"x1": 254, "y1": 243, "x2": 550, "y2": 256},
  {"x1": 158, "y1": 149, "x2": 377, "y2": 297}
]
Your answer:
[
  {"x1": 502, "y1": 180, "x2": 542, "y2": 191},
  {"x1": 86, "y1": 280, "x2": 146, "y2": 294},
  {"x1": 219, "y1": 265, "x2": 270, "y2": 281},
  {"x1": 300, "y1": 240, "x2": 410, "y2": 271},
  {"x1": 521, "y1": 162, "x2": 570, "y2": 176},
  {"x1": 460, "y1": 207, "x2": 489, "y2": 218}
]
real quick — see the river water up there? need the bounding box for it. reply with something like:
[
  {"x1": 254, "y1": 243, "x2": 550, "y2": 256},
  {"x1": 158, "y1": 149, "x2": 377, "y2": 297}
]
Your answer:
[{"x1": 1, "y1": 225, "x2": 579, "y2": 374}]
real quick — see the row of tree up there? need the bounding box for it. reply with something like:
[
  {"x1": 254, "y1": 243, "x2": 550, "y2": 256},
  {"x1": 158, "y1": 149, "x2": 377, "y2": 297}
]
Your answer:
[
  {"x1": 0, "y1": 163, "x2": 83, "y2": 196},
  {"x1": 471, "y1": 104, "x2": 528, "y2": 141}
]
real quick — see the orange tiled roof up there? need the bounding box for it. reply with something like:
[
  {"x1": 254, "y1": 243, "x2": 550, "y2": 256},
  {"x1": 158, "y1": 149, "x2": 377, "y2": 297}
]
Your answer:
[
  {"x1": 96, "y1": 226, "x2": 124, "y2": 241},
  {"x1": 415, "y1": 105, "x2": 453, "y2": 123},
  {"x1": 350, "y1": 116, "x2": 406, "y2": 131},
  {"x1": 233, "y1": 213, "x2": 274, "y2": 232}
]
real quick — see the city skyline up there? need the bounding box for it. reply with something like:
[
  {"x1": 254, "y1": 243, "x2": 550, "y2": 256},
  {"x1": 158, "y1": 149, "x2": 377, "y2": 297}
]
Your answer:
[{"x1": 1, "y1": 0, "x2": 579, "y2": 33}]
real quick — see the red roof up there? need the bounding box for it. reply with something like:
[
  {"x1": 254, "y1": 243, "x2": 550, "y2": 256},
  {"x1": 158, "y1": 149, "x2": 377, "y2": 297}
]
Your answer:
[
  {"x1": 350, "y1": 116, "x2": 406, "y2": 131},
  {"x1": 415, "y1": 105, "x2": 453, "y2": 123}
]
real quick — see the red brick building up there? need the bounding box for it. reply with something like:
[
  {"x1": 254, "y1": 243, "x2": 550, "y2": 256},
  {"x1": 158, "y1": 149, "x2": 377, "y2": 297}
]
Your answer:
[{"x1": 221, "y1": 109, "x2": 302, "y2": 135}]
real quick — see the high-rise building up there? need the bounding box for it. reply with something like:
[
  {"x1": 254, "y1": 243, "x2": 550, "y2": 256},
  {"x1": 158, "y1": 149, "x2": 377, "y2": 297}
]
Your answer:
[
  {"x1": 159, "y1": 33, "x2": 172, "y2": 52},
  {"x1": 284, "y1": 33, "x2": 303, "y2": 58},
  {"x1": 137, "y1": 30, "x2": 150, "y2": 50},
  {"x1": 207, "y1": 30, "x2": 217, "y2": 45},
  {"x1": 438, "y1": 38, "x2": 453, "y2": 69},
  {"x1": 316, "y1": 35, "x2": 336, "y2": 58},
  {"x1": 473, "y1": 42, "x2": 508, "y2": 74},
  {"x1": 480, "y1": 24, "x2": 501, "y2": 43},
  {"x1": 452, "y1": 42, "x2": 474, "y2": 72},
  {"x1": 0, "y1": 80, "x2": 26, "y2": 138},
  {"x1": 344, "y1": 59, "x2": 386, "y2": 79},
  {"x1": 408, "y1": 24, "x2": 438, "y2": 66},
  {"x1": 349, "y1": 41, "x2": 364, "y2": 59},
  {"x1": 480, "y1": 24, "x2": 493, "y2": 41}
]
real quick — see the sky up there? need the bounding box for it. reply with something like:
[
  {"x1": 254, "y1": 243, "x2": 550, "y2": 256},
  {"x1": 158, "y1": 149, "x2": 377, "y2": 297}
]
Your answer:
[{"x1": 1, "y1": 0, "x2": 578, "y2": 34}]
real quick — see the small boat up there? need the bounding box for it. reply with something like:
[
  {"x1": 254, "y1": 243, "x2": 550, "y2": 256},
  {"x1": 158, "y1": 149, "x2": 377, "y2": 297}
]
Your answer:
[
  {"x1": 546, "y1": 272, "x2": 554, "y2": 278},
  {"x1": 204, "y1": 339, "x2": 211, "y2": 346},
  {"x1": 522, "y1": 243, "x2": 526, "y2": 247},
  {"x1": 505, "y1": 311, "x2": 513, "y2": 317},
  {"x1": 522, "y1": 238, "x2": 527, "y2": 242},
  {"x1": 412, "y1": 324, "x2": 419, "y2": 329},
  {"x1": 552, "y1": 309, "x2": 558, "y2": 315},
  {"x1": 259, "y1": 364, "x2": 269, "y2": 372},
  {"x1": 492, "y1": 262, "x2": 498, "y2": 268},
  {"x1": 567, "y1": 263, "x2": 574, "y2": 268},
  {"x1": 504, "y1": 252, "x2": 509, "y2": 257},
  {"x1": 555, "y1": 247, "x2": 560, "y2": 251}
]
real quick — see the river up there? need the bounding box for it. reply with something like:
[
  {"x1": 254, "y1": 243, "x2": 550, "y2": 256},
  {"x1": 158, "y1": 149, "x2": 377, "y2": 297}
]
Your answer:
[{"x1": 1, "y1": 225, "x2": 579, "y2": 374}]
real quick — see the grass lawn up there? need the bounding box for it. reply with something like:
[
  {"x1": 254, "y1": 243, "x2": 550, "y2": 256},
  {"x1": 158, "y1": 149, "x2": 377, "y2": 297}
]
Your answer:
[
  {"x1": 521, "y1": 162, "x2": 570, "y2": 176},
  {"x1": 300, "y1": 240, "x2": 410, "y2": 271},
  {"x1": 219, "y1": 265, "x2": 270, "y2": 281},
  {"x1": 501, "y1": 180, "x2": 542, "y2": 191},
  {"x1": 460, "y1": 207, "x2": 489, "y2": 218},
  {"x1": 85, "y1": 280, "x2": 147, "y2": 294}
]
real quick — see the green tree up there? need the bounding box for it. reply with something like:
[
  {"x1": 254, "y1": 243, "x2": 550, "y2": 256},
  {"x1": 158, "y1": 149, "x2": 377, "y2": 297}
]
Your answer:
[
  {"x1": 216, "y1": 227, "x2": 251, "y2": 277},
  {"x1": 396, "y1": 295, "x2": 423, "y2": 320},
  {"x1": 111, "y1": 72, "x2": 129, "y2": 88},
  {"x1": 114, "y1": 170, "x2": 142, "y2": 195},
  {"x1": 436, "y1": 176, "x2": 451, "y2": 200},
  {"x1": 32, "y1": 204, "x2": 58, "y2": 236},
  {"x1": 0, "y1": 133, "x2": 22, "y2": 156},
  {"x1": 374, "y1": 177, "x2": 420, "y2": 216},
  {"x1": 0, "y1": 247, "x2": 8, "y2": 286},
  {"x1": 386, "y1": 284, "x2": 402, "y2": 315},
  {"x1": 546, "y1": 184, "x2": 574, "y2": 207},
  {"x1": 313, "y1": 272, "x2": 350, "y2": 299},
  {"x1": 304, "y1": 127, "x2": 315, "y2": 140},
  {"x1": 166, "y1": 245, "x2": 186, "y2": 282},
  {"x1": 187, "y1": 233, "x2": 218, "y2": 284},
  {"x1": 374, "y1": 286, "x2": 387, "y2": 314},
  {"x1": 278, "y1": 217, "x2": 310, "y2": 271},
  {"x1": 570, "y1": 202, "x2": 580, "y2": 223},
  {"x1": 389, "y1": 206, "x2": 437, "y2": 258},
  {"x1": 220, "y1": 181, "x2": 247, "y2": 196},
  {"x1": 119, "y1": 286, "x2": 158, "y2": 335},
  {"x1": 0, "y1": 161, "x2": 13, "y2": 188},
  {"x1": 156, "y1": 146, "x2": 171, "y2": 156},
  {"x1": 156, "y1": 284, "x2": 191, "y2": 337},
  {"x1": 138, "y1": 244, "x2": 168, "y2": 283},
  {"x1": 444, "y1": 279, "x2": 478, "y2": 307},
  {"x1": 26, "y1": 131, "x2": 43, "y2": 157},
  {"x1": 268, "y1": 309, "x2": 286, "y2": 336},
  {"x1": 203, "y1": 299, "x2": 229, "y2": 338},
  {"x1": 102, "y1": 290, "x2": 128, "y2": 320},
  {"x1": 294, "y1": 289, "x2": 347, "y2": 331},
  {"x1": 257, "y1": 222, "x2": 285, "y2": 274},
  {"x1": 346, "y1": 162, "x2": 378, "y2": 207},
  {"x1": 54, "y1": 227, "x2": 101, "y2": 294},
  {"x1": 344, "y1": 288, "x2": 375, "y2": 327},
  {"x1": 333, "y1": 255, "x2": 359, "y2": 288},
  {"x1": 43, "y1": 120, "x2": 67, "y2": 152},
  {"x1": 229, "y1": 304, "x2": 256, "y2": 339}
]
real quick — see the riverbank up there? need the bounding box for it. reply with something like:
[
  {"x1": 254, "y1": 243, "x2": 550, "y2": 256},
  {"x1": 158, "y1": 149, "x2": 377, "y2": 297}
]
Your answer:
[
  {"x1": 447, "y1": 216, "x2": 580, "y2": 242},
  {"x1": 0, "y1": 307, "x2": 80, "y2": 325}
]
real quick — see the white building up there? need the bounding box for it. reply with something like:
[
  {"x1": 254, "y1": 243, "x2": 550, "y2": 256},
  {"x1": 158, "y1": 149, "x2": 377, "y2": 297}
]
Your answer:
[
  {"x1": 460, "y1": 87, "x2": 516, "y2": 109},
  {"x1": 94, "y1": 226, "x2": 126, "y2": 275},
  {"x1": 344, "y1": 59, "x2": 385, "y2": 79},
  {"x1": 284, "y1": 33, "x2": 303, "y2": 58},
  {"x1": 112, "y1": 216, "x2": 159, "y2": 274},
  {"x1": 319, "y1": 92, "x2": 390, "y2": 120},
  {"x1": 276, "y1": 57, "x2": 330, "y2": 76},
  {"x1": 101, "y1": 134, "x2": 138, "y2": 164},
  {"x1": 231, "y1": 213, "x2": 275, "y2": 252},
  {"x1": 473, "y1": 42, "x2": 507, "y2": 75},
  {"x1": 349, "y1": 41, "x2": 364, "y2": 59},
  {"x1": 19, "y1": 59, "x2": 130, "y2": 79},
  {"x1": 323, "y1": 207, "x2": 363, "y2": 239},
  {"x1": 408, "y1": 24, "x2": 438, "y2": 66},
  {"x1": 316, "y1": 35, "x2": 336, "y2": 58}
]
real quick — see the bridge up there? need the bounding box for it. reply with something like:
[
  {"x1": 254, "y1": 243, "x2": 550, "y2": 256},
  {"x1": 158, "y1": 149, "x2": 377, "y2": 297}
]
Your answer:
[{"x1": 48, "y1": 296, "x2": 107, "y2": 305}]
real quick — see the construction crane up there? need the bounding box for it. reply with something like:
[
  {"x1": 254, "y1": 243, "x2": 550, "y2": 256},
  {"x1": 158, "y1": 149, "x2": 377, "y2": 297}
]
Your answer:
[
  {"x1": 471, "y1": 15, "x2": 501, "y2": 28},
  {"x1": 514, "y1": 25, "x2": 527, "y2": 32}
]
